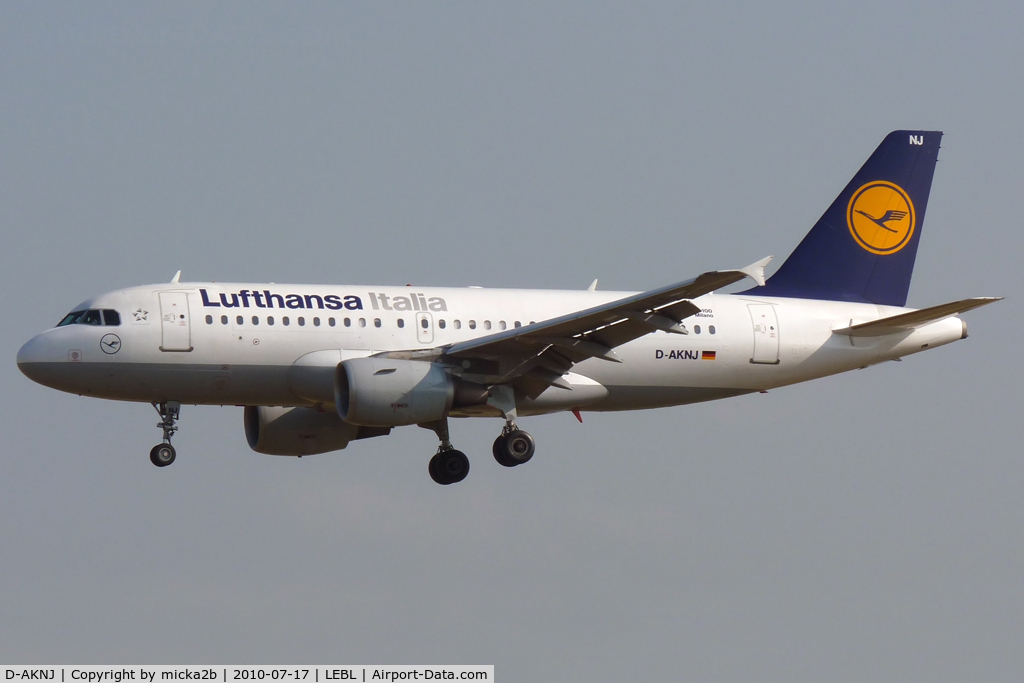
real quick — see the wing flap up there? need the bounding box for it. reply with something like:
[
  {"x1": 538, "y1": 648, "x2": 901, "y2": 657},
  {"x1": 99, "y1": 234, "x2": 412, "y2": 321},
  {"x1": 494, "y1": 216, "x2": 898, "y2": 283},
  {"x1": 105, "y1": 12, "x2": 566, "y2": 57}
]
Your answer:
[{"x1": 833, "y1": 297, "x2": 1002, "y2": 337}]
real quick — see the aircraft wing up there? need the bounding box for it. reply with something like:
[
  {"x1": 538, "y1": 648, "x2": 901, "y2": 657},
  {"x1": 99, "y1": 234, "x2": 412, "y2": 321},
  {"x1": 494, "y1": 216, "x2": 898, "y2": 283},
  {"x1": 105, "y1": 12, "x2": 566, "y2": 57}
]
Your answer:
[{"x1": 431, "y1": 257, "x2": 771, "y2": 397}]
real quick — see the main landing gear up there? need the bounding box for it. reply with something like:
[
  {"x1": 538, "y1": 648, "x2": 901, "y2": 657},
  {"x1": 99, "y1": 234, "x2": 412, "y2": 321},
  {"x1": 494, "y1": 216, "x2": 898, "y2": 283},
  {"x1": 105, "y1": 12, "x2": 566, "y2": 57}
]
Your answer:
[
  {"x1": 150, "y1": 401, "x2": 180, "y2": 467},
  {"x1": 492, "y1": 423, "x2": 536, "y2": 468},
  {"x1": 486, "y1": 384, "x2": 536, "y2": 470},
  {"x1": 421, "y1": 415, "x2": 537, "y2": 485},
  {"x1": 423, "y1": 417, "x2": 469, "y2": 485}
]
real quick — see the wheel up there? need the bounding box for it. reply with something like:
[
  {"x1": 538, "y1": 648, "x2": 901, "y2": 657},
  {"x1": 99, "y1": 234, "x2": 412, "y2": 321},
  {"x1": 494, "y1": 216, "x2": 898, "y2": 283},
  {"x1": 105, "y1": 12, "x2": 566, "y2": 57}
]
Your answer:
[
  {"x1": 429, "y1": 449, "x2": 470, "y2": 485},
  {"x1": 492, "y1": 434, "x2": 519, "y2": 468},
  {"x1": 498, "y1": 429, "x2": 535, "y2": 465},
  {"x1": 428, "y1": 452, "x2": 447, "y2": 483},
  {"x1": 150, "y1": 443, "x2": 176, "y2": 467}
]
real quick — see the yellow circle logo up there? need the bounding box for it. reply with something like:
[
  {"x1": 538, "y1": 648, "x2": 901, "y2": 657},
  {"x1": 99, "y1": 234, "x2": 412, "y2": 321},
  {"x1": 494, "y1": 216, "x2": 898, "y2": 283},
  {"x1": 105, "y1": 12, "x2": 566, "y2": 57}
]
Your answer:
[{"x1": 846, "y1": 181, "x2": 915, "y2": 255}]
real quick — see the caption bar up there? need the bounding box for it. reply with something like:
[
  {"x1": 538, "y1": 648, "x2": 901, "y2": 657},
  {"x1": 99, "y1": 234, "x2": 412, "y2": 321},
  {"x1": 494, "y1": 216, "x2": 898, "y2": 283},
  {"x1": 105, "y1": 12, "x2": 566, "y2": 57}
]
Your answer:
[{"x1": 3, "y1": 668, "x2": 492, "y2": 683}]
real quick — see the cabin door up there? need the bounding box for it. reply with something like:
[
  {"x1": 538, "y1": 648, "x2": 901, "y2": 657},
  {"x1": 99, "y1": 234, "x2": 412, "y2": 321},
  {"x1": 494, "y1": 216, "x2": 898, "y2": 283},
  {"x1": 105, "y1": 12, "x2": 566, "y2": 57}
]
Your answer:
[
  {"x1": 159, "y1": 292, "x2": 193, "y2": 352},
  {"x1": 748, "y1": 304, "x2": 779, "y2": 364}
]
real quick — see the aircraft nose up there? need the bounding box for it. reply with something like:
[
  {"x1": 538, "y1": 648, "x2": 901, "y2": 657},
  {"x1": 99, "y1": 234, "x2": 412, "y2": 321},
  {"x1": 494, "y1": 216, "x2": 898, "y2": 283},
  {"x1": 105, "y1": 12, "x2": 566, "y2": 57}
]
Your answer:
[{"x1": 17, "y1": 333, "x2": 54, "y2": 383}]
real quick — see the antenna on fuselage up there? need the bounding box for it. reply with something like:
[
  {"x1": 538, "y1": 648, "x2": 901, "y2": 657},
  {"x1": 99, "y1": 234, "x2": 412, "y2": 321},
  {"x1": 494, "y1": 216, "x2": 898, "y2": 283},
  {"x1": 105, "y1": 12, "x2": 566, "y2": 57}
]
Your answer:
[
  {"x1": 587, "y1": 279, "x2": 598, "y2": 291},
  {"x1": 170, "y1": 270, "x2": 181, "y2": 284}
]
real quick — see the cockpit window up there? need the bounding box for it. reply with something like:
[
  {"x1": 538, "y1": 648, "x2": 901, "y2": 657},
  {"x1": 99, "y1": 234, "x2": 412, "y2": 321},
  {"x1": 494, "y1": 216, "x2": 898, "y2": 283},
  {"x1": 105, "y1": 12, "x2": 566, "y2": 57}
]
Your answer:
[
  {"x1": 80, "y1": 310, "x2": 103, "y2": 325},
  {"x1": 56, "y1": 308, "x2": 121, "y2": 327},
  {"x1": 57, "y1": 310, "x2": 87, "y2": 327}
]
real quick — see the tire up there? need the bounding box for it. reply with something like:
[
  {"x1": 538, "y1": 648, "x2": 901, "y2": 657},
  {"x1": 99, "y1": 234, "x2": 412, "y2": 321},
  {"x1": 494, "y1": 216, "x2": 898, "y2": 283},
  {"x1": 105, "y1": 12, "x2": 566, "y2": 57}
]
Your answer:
[
  {"x1": 428, "y1": 453, "x2": 444, "y2": 484},
  {"x1": 502, "y1": 430, "x2": 535, "y2": 465},
  {"x1": 150, "y1": 443, "x2": 176, "y2": 467},
  {"x1": 439, "y1": 449, "x2": 469, "y2": 484},
  {"x1": 429, "y1": 449, "x2": 469, "y2": 484},
  {"x1": 429, "y1": 450, "x2": 469, "y2": 484},
  {"x1": 492, "y1": 434, "x2": 519, "y2": 468}
]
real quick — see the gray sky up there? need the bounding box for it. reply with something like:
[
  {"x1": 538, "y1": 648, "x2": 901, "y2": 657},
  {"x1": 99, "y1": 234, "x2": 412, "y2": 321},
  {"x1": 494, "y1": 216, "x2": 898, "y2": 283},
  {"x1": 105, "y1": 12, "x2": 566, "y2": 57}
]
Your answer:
[{"x1": 2, "y1": 2, "x2": 1022, "y2": 679}]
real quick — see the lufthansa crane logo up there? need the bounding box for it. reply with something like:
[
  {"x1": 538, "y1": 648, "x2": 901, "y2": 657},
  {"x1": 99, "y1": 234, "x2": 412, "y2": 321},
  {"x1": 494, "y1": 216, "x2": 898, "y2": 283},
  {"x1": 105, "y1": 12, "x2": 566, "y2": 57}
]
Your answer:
[
  {"x1": 100, "y1": 333, "x2": 121, "y2": 355},
  {"x1": 846, "y1": 181, "x2": 916, "y2": 255}
]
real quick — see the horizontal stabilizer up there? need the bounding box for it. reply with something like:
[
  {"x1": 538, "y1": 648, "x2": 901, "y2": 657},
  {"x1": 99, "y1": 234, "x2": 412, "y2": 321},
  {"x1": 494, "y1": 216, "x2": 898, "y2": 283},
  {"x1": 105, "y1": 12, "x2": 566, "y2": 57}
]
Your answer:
[{"x1": 833, "y1": 297, "x2": 1002, "y2": 337}]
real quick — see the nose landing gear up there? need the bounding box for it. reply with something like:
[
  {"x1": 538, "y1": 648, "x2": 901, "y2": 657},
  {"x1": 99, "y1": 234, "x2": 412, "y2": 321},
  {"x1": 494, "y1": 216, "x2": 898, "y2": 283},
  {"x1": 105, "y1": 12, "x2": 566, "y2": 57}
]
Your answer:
[
  {"x1": 150, "y1": 443, "x2": 175, "y2": 467},
  {"x1": 150, "y1": 401, "x2": 180, "y2": 467}
]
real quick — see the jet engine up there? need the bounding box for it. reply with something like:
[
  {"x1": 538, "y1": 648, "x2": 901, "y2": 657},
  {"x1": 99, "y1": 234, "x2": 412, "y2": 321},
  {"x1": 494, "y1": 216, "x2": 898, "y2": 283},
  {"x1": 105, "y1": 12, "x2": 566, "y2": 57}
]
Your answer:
[
  {"x1": 335, "y1": 357, "x2": 489, "y2": 427},
  {"x1": 244, "y1": 405, "x2": 389, "y2": 456}
]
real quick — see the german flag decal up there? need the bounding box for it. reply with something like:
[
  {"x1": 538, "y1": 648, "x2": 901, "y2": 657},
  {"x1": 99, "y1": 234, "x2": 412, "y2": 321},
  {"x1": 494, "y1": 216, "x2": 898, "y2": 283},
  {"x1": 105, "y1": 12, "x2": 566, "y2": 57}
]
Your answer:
[{"x1": 701, "y1": 350, "x2": 716, "y2": 360}]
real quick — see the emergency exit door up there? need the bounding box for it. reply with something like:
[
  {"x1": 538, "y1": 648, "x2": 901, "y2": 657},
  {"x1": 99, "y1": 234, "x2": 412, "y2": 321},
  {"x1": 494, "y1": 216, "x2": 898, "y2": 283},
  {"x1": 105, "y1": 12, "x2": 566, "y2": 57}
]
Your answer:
[
  {"x1": 159, "y1": 292, "x2": 193, "y2": 352},
  {"x1": 416, "y1": 312, "x2": 434, "y2": 344}
]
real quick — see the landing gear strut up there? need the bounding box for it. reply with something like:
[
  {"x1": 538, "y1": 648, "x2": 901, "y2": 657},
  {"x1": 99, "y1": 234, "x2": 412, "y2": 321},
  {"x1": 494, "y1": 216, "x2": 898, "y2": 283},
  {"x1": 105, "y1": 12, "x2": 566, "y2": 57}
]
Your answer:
[
  {"x1": 422, "y1": 417, "x2": 469, "y2": 485},
  {"x1": 492, "y1": 421, "x2": 536, "y2": 468},
  {"x1": 150, "y1": 401, "x2": 180, "y2": 467},
  {"x1": 485, "y1": 384, "x2": 536, "y2": 468}
]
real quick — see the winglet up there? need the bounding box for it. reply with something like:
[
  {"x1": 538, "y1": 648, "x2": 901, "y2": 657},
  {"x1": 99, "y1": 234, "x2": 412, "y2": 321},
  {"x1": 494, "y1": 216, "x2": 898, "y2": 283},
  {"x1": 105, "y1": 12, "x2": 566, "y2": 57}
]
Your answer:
[
  {"x1": 737, "y1": 256, "x2": 772, "y2": 287},
  {"x1": 170, "y1": 270, "x2": 182, "y2": 284}
]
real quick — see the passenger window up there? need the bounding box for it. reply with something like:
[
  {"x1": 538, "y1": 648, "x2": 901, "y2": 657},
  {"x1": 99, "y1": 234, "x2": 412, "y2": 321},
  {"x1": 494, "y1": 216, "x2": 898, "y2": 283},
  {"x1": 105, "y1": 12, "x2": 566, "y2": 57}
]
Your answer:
[
  {"x1": 397, "y1": 319, "x2": 405, "y2": 328},
  {"x1": 221, "y1": 315, "x2": 228, "y2": 325},
  {"x1": 298, "y1": 317, "x2": 305, "y2": 326},
  {"x1": 102, "y1": 310, "x2": 121, "y2": 326},
  {"x1": 314, "y1": 317, "x2": 321, "y2": 327},
  {"x1": 469, "y1": 320, "x2": 477, "y2": 330},
  {"x1": 329, "y1": 318, "x2": 336, "y2": 327},
  {"x1": 454, "y1": 320, "x2": 462, "y2": 329},
  {"x1": 205, "y1": 315, "x2": 213, "y2": 325},
  {"x1": 268, "y1": 316, "x2": 275, "y2": 326},
  {"x1": 514, "y1": 321, "x2": 521, "y2": 328},
  {"x1": 484, "y1": 320, "x2": 492, "y2": 330},
  {"x1": 236, "y1": 315, "x2": 244, "y2": 325},
  {"x1": 81, "y1": 309, "x2": 102, "y2": 326},
  {"x1": 252, "y1": 316, "x2": 259, "y2": 325},
  {"x1": 420, "y1": 318, "x2": 428, "y2": 329},
  {"x1": 359, "y1": 318, "x2": 366, "y2": 328},
  {"x1": 374, "y1": 318, "x2": 381, "y2": 328},
  {"x1": 438, "y1": 319, "x2": 446, "y2": 329},
  {"x1": 694, "y1": 325, "x2": 701, "y2": 334},
  {"x1": 283, "y1": 317, "x2": 290, "y2": 326},
  {"x1": 709, "y1": 325, "x2": 716, "y2": 335},
  {"x1": 499, "y1": 321, "x2": 507, "y2": 330}
]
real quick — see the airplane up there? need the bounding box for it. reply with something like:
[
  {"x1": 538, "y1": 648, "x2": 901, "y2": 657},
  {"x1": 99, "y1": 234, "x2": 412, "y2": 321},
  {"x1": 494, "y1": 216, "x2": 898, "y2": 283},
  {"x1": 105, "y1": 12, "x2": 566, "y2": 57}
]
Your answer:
[{"x1": 17, "y1": 130, "x2": 1001, "y2": 485}]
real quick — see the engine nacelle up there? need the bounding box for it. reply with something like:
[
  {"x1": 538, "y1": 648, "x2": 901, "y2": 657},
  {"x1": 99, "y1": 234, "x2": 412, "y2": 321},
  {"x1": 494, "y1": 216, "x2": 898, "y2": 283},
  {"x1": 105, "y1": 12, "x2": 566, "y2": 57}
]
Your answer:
[
  {"x1": 244, "y1": 405, "x2": 376, "y2": 456},
  {"x1": 336, "y1": 358, "x2": 461, "y2": 427}
]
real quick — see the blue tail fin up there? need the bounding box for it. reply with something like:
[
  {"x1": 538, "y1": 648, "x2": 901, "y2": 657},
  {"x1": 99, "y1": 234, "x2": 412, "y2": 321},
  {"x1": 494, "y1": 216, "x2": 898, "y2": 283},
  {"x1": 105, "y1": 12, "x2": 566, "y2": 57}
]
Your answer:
[{"x1": 748, "y1": 130, "x2": 942, "y2": 306}]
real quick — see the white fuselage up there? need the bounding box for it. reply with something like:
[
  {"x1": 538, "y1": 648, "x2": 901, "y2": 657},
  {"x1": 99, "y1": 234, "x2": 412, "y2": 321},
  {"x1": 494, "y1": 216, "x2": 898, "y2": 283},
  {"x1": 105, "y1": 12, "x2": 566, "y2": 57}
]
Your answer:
[{"x1": 17, "y1": 282, "x2": 966, "y2": 415}]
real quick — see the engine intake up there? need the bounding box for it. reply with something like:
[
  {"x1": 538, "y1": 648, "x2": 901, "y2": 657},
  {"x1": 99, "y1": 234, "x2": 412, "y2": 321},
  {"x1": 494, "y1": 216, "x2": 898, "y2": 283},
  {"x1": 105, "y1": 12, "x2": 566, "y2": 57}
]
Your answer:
[{"x1": 335, "y1": 358, "x2": 487, "y2": 427}]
